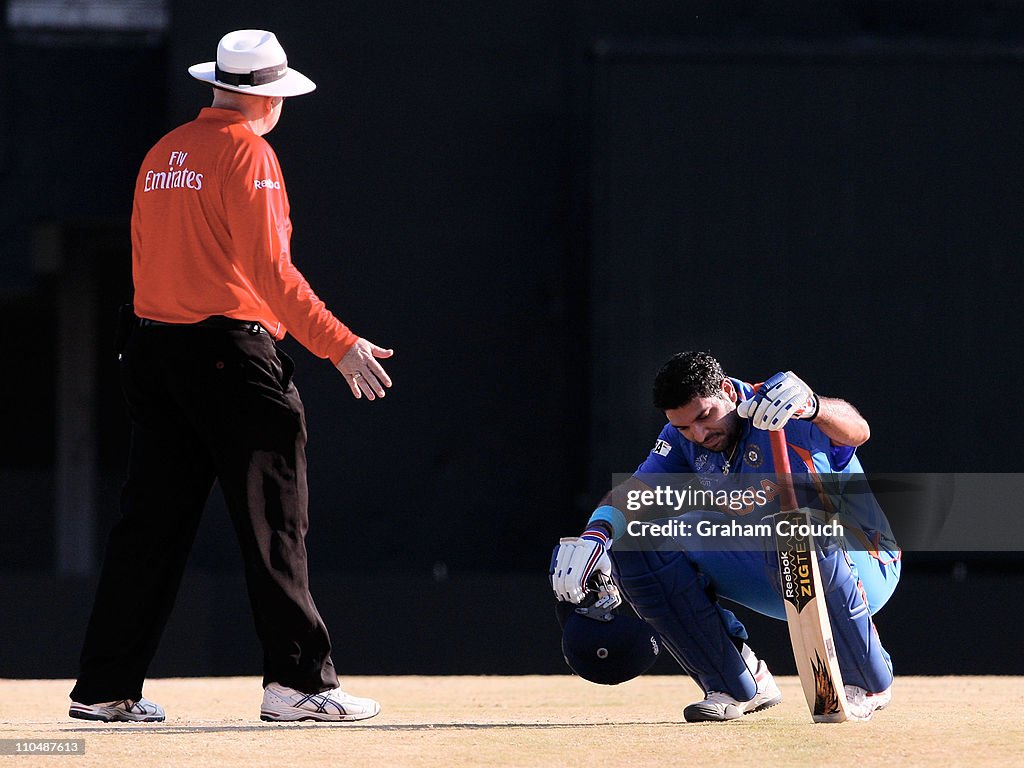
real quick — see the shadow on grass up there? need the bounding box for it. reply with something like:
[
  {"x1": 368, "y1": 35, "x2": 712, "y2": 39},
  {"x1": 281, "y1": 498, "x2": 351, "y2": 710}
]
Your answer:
[{"x1": 57, "y1": 721, "x2": 682, "y2": 734}]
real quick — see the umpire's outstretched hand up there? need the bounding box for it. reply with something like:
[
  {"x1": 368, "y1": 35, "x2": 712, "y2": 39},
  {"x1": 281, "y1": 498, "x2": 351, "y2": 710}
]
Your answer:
[{"x1": 336, "y1": 338, "x2": 394, "y2": 400}]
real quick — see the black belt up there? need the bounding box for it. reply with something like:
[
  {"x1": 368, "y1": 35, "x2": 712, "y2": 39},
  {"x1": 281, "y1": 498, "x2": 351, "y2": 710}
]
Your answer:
[{"x1": 137, "y1": 315, "x2": 268, "y2": 335}]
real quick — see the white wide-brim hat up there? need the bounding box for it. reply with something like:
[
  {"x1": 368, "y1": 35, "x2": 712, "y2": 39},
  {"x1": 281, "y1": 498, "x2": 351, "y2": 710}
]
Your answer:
[{"x1": 188, "y1": 29, "x2": 315, "y2": 97}]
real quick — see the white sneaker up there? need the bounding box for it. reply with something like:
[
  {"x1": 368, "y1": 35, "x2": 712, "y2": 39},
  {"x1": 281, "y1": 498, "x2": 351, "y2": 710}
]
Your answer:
[
  {"x1": 844, "y1": 684, "x2": 892, "y2": 720},
  {"x1": 260, "y1": 683, "x2": 381, "y2": 722},
  {"x1": 69, "y1": 698, "x2": 165, "y2": 722},
  {"x1": 683, "y1": 650, "x2": 782, "y2": 722}
]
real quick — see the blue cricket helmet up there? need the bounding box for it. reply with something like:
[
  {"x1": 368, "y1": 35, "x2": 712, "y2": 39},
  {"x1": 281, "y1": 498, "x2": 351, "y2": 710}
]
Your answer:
[{"x1": 556, "y1": 601, "x2": 661, "y2": 685}]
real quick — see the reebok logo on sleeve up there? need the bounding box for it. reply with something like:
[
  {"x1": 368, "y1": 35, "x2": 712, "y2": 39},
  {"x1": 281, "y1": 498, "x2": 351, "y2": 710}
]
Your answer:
[{"x1": 254, "y1": 178, "x2": 281, "y2": 190}]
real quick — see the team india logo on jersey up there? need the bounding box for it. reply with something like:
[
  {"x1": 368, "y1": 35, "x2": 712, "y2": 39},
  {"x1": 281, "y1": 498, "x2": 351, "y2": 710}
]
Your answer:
[{"x1": 744, "y1": 444, "x2": 763, "y2": 468}]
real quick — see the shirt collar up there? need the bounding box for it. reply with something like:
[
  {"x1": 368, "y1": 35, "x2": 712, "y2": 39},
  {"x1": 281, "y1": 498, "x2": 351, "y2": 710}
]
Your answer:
[{"x1": 197, "y1": 107, "x2": 251, "y2": 125}]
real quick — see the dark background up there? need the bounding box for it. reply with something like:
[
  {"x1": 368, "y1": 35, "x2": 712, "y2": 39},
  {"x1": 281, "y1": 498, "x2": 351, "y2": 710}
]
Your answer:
[{"x1": 1, "y1": 1, "x2": 1021, "y2": 678}]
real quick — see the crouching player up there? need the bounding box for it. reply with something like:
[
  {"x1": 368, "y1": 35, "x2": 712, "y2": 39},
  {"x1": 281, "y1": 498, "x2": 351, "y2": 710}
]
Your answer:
[{"x1": 550, "y1": 351, "x2": 900, "y2": 721}]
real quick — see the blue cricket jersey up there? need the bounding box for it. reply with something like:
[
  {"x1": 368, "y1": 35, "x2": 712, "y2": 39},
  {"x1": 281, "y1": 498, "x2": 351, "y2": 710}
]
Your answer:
[{"x1": 629, "y1": 379, "x2": 899, "y2": 563}]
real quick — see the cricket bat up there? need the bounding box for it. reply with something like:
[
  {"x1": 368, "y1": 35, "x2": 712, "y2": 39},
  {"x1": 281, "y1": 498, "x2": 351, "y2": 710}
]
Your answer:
[{"x1": 769, "y1": 429, "x2": 851, "y2": 723}]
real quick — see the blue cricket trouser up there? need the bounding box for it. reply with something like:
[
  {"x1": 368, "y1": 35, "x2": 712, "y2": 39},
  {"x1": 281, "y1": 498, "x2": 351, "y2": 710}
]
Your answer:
[{"x1": 610, "y1": 516, "x2": 899, "y2": 700}]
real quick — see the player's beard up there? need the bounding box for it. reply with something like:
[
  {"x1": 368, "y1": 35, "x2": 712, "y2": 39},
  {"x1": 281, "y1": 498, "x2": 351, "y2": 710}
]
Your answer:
[{"x1": 702, "y1": 412, "x2": 742, "y2": 455}]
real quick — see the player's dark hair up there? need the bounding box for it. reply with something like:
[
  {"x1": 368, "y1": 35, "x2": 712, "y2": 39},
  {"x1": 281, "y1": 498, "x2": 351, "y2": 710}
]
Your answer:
[{"x1": 652, "y1": 351, "x2": 726, "y2": 411}]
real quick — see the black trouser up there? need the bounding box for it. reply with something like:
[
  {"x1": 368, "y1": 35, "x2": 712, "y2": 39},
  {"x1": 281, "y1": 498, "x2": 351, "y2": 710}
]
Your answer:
[{"x1": 71, "y1": 322, "x2": 338, "y2": 703}]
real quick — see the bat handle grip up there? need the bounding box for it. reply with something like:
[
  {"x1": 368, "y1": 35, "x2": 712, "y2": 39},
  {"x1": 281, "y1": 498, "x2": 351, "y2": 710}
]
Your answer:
[{"x1": 769, "y1": 430, "x2": 800, "y2": 512}]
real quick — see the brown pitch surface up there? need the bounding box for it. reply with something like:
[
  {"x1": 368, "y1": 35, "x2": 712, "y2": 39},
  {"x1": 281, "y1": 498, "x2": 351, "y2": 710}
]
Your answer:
[{"x1": 1, "y1": 676, "x2": 1021, "y2": 767}]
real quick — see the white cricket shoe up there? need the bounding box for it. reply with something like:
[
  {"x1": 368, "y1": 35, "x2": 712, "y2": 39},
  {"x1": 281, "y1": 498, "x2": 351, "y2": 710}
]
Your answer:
[
  {"x1": 260, "y1": 682, "x2": 381, "y2": 722},
  {"x1": 69, "y1": 698, "x2": 165, "y2": 722},
  {"x1": 683, "y1": 652, "x2": 782, "y2": 722},
  {"x1": 844, "y1": 684, "x2": 892, "y2": 720}
]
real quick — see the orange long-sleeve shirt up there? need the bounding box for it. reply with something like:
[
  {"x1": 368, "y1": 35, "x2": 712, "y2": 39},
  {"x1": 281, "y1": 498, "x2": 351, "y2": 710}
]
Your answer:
[{"x1": 131, "y1": 107, "x2": 358, "y2": 364}]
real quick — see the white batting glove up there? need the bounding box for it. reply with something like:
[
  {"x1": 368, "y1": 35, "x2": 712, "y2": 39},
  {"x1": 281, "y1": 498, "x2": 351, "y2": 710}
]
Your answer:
[
  {"x1": 737, "y1": 371, "x2": 819, "y2": 431},
  {"x1": 549, "y1": 529, "x2": 613, "y2": 604}
]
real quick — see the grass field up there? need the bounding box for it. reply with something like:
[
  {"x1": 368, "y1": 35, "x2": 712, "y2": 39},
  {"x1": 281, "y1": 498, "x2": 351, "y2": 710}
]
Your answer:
[{"x1": 1, "y1": 676, "x2": 1021, "y2": 767}]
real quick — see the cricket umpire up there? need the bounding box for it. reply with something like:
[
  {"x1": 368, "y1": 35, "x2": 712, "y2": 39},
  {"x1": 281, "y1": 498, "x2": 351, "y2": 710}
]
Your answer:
[{"x1": 69, "y1": 30, "x2": 391, "y2": 723}]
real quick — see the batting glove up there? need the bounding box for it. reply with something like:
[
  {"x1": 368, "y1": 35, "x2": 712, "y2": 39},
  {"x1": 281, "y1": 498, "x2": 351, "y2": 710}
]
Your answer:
[
  {"x1": 577, "y1": 571, "x2": 623, "y2": 617},
  {"x1": 737, "y1": 371, "x2": 820, "y2": 431},
  {"x1": 550, "y1": 528, "x2": 614, "y2": 604}
]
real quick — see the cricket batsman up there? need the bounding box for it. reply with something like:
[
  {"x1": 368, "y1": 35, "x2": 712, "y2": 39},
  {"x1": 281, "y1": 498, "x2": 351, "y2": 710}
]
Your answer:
[{"x1": 550, "y1": 351, "x2": 900, "y2": 721}]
